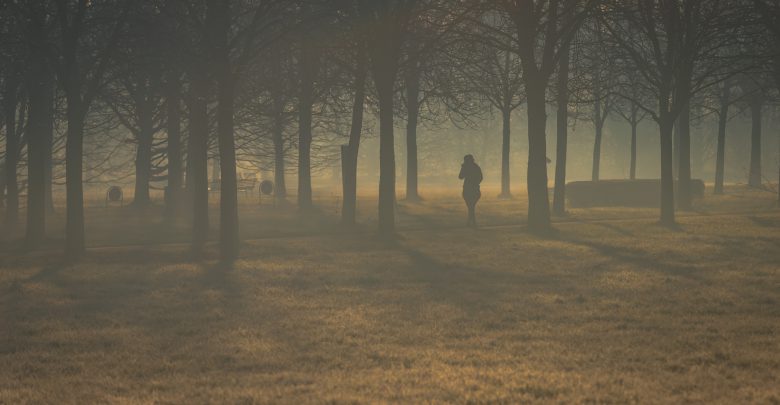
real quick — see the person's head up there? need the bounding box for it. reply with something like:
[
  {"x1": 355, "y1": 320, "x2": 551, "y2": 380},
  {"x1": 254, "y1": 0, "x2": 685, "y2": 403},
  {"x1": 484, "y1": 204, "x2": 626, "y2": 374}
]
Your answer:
[{"x1": 463, "y1": 154, "x2": 474, "y2": 164}]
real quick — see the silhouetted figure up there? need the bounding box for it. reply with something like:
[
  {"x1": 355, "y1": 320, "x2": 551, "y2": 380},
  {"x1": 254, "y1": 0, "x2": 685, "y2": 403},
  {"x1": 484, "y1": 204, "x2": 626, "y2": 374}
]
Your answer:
[{"x1": 459, "y1": 154, "x2": 483, "y2": 227}]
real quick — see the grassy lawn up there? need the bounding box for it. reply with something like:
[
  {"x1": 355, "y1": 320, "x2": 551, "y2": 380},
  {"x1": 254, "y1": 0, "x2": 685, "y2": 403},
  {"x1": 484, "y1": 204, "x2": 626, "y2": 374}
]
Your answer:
[{"x1": 1, "y1": 187, "x2": 779, "y2": 402}]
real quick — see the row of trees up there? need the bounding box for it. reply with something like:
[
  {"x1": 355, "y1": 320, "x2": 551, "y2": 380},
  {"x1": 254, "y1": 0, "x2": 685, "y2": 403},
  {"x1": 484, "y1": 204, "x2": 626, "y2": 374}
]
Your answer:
[{"x1": 1, "y1": 0, "x2": 779, "y2": 262}]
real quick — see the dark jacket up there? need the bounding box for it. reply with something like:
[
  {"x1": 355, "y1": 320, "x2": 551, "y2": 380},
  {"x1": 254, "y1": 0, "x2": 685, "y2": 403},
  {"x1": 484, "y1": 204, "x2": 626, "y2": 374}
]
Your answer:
[{"x1": 459, "y1": 162, "x2": 483, "y2": 198}]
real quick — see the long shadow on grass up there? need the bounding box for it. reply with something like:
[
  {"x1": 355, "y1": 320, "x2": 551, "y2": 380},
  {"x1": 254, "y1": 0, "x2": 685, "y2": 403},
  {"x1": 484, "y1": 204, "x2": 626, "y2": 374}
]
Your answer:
[
  {"x1": 383, "y1": 239, "x2": 570, "y2": 315},
  {"x1": 746, "y1": 215, "x2": 780, "y2": 228},
  {"x1": 557, "y1": 232, "x2": 703, "y2": 281},
  {"x1": 2, "y1": 250, "x2": 252, "y2": 354}
]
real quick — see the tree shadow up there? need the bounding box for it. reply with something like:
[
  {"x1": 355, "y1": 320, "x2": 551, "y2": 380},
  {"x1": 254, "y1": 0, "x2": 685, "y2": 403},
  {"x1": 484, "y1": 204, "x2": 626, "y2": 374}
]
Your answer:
[
  {"x1": 557, "y1": 232, "x2": 702, "y2": 281},
  {"x1": 746, "y1": 215, "x2": 780, "y2": 228}
]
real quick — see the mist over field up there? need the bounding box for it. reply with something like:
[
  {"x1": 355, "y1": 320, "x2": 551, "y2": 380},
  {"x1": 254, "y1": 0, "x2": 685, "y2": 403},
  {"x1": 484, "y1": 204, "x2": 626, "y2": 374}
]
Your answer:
[{"x1": 2, "y1": 0, "x2": 780, "y2": 402}]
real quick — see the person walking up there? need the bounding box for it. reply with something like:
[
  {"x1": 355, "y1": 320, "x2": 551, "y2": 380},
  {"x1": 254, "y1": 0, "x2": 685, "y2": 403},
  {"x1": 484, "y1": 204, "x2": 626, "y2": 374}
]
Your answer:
[{"x1": 459, "y1": 154, "x2": 483, "y2": 227}]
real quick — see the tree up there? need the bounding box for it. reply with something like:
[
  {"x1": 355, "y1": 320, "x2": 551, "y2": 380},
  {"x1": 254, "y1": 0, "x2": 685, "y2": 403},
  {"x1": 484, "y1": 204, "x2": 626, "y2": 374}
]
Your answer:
[
  {"x1": 340, "y1": 39, "x2": 368, "y2": 225},
  {"x1": 107, "y1": 10, "x2": 166, "y2": 208},
  {"x1": 603, "y1": 0, "x2": 743, "y2": 224},
  {"x1": 1, "y1": 62, "x2": 24, "y2": 227},
  {"x1": 613, "y1": 73, "x2": 649, "y2": 180},
  {"x1": 458, "y1": 12, "x2": 524, "y2": 199},
  {"x1": 740, "y1": 75, "x2": 770, "y2": 188},
  {"x1": 400, "y1": 4, "x2": 469, "y2": 202},
  {"x1": 356, "y1": 0, "x2": 417, "y2": 236},
  {"x1": 711, "y1": 79, "x2": 736, "y2": 194},
  {"x1": 54, "y1": 0, "x2": 129, "y2": 257},
  {"x1": 207, "y1": 0, "x2": 287, "y2": 262},
  {"x1": 496, "y1": 0, "x2": 593, "y2": 232},
  {"x1": 581, "y1": 20, "x2": 617, "y2": 182},
  {"x1": 753, "y1": 0, "x2": 780, "y2": 203},
  {"x1": 22, "y1": 0, "x2": 55, "y2": 248},
  {"x1": 552, "y1": 41, "x2": 570, "y2": 215},
  {"x1": 296, "y1": 28, "x2": 321, "y2": 211}
]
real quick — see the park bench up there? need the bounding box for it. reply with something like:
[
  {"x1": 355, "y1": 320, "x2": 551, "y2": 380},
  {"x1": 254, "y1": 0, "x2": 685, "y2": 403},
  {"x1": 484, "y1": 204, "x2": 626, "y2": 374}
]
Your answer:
[{"x1": 237, "y1": 177, "x2": 258, "y2": 196}]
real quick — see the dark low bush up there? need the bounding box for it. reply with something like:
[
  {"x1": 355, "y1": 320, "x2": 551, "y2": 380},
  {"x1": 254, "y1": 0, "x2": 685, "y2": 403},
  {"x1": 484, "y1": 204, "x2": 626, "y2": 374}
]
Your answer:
[{"x1": 566, "y1": 179, "x2": 705, "y2": 208}]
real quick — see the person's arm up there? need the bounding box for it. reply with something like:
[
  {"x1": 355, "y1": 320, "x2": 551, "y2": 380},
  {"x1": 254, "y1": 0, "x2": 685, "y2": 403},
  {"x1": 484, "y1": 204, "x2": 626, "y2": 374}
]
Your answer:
[
  {"x1": 459, "y1": 165, "x2": 465, "y2": 180},
  {"x1": 477, "y1": 166, "x2": 483, "y2": 183}
]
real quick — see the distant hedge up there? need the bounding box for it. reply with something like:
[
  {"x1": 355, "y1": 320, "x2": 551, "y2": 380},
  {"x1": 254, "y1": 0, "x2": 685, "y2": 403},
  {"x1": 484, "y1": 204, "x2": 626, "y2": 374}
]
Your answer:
[{"x1": 566, "y1": 179, "x2": 705, "y2": 208}]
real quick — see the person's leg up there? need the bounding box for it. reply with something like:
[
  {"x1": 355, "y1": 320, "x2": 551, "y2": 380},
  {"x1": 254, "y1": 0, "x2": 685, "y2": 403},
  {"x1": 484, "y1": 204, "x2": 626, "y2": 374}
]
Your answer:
[
  {"x1": 468, "y1": 193, "x2": 480, "y2": 227},
  {"x1": 467, "y1": 200, "x2": 476, "y2": 227},
  {"x1": 463, "y1": 198, "x2": 471, "y2": 226}
]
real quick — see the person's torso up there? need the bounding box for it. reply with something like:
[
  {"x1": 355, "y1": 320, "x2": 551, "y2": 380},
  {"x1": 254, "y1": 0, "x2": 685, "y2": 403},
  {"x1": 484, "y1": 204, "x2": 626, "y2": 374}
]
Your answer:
[{"x1": 462, "y1": 164, "x2": 482, "y2": 189}]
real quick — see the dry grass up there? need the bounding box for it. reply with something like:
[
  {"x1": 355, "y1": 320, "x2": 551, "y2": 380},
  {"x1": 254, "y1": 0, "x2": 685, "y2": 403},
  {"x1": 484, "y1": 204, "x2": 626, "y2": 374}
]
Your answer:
[
  {"x1": 1, "y1": 184, "x2": 776, "y2": 248},
  {"x1": 1, "y1": 187, "x2": 779, "y2": 403}
]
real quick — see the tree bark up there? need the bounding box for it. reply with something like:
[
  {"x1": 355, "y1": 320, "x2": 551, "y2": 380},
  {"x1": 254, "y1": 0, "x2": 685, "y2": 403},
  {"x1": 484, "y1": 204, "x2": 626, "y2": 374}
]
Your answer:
[
  {"x1": 207, "y1": 0, "x2": 239, "y2": 262},
  {"x1": 216, "y1": 76, "x2": 239, "y2": 262},
  {"x1": 500, "y1": 108, "x2": 512, "y2": 199},
  {"x1": 44, "y1": 92, "x2": 55, "y2": 214},
  {"x1": 376, "y1": 68, "x2": 396, "y2": 236},
  {"x1": 591, "y1": 91, "x2": 603, "y2": 182},
  {"x1": 165, "y1": 73, "x2": 183, "y2": 218},
  {"x1": 673, "y1": 117, "x2": 680, "y2": 180},
  {"x1": 272, "y1": 121, "x2": 287, "y2": 203},
  {"x1": 552, "y1": 43, "x2": 569, "y2": 215},
  {"x1": 404, "y1": 92, "x2": 420, "y2": 201},
  {"x1": 64, "y1": 103, "x2": 86, "y2": 257},
  {"x1": 748, "y1": 98, "x2": 763, "y2": 188},
  {"x1": 676, "y1": 100, "x2": 692, "y2": 209},
  {"x1": 3, "y1": 77, "x2": 19, "y2": 227},
  {"x1": 188, "y1": 70, "x2": 210, "y2": 252},
  {"x1": 297, "y1": 42, "x2": 317, "y2": 210},
  {"x1": 526, "y1": 82, "x2": 551, "y2": 232},
  {"x1": 24, "y1": 9, "x2": 50, "y2": 247},
  {"x1": 629, "y1": 108, "x2": 638, "y2": 180},
  {"x1": 132, "y1": 103, "x2": 153, "y2": 207},
  {"x1": 341, "y1": 46, "x2": 367, "y2": 225},
  {"x1": 58, "y1": 21, "x2": 90, "y2": 257},
  {"x1": 659, "y1": 115, "x2": 675, "y2": 226},
  {"x1": 404, "y1": 45, "x2": 421, "y2": 201},
  {"x1": 714, "y1": 82, "x2": 730, "y2": 194},
  {"x1": 271, "y1": 59, "x2": 287, "y2": 203}
]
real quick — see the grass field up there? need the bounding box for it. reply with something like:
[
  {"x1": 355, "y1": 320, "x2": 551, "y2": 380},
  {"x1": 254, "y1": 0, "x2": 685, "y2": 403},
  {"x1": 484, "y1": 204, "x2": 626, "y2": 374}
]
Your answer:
[{"x1": 1, "y1": 186, "x2": 779, "y2": 403}]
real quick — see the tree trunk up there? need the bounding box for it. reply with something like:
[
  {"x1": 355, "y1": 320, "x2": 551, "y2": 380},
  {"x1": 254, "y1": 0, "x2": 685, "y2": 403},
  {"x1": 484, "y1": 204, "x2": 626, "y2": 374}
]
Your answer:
[
  {"x1": 659, "y1": 116, "x2": 675, "y2": 226},
  {"x1": 217, "y1": 76, "x2": 239, "y2": 262},
  {"x1": 132, "y1": 105, "x2": 153, "y2": 207},
  {"x1": 500, "y1": 108, "x2": 512, "y2": 199},
  {"x1": 44, "y1": 93, "x2": 54, "y2": 214},
  {"x1": 591, "y1": 96, "x2": 602, "y2": 182},
  {"x1": 4, "y1": 78, "x2": 19, "y2": 227},
  {"x1": 24, "y1": 13, "x2": 50, "y2": 247},
  {"x1": 297, "y1": 42, "x2": 317, "y2": 210},
  {"x1": 677, "y1": 100, "x2": 692, "y2": 209},
  {"x1": 272, "y1": 127, "x2": 287, "y2": 203},
  {"x1": 673, "y1": 118, "x2": 680, "y2": 180},
  {"x1": 376, "y1": 69, "x2": 396, "y2": 236},
  {"x1": 526, "y1": 82, "x2": 551, "y2": 232},
  {"x1": 714, "y1": 83, "x2": 730, "y2": 194},
  {"x1": 748, "y1": 98, "x2": 763, "y2": 188},
  {"x1": 165, "y1": 73, "x2": 183, "y2": 218},
  {"x1": 0, "y1": 173, "x2": 5, "y2": 212},
  {"x1": 64, "y1": 103, "x2": 86, "y2": 258},
  {"x1": 404, "y1": 52, "x2": 421, "y2": 201},
  {"x1": 188, "y1": 71, "x2": 210, "y2": 252},
  {"x1": 341, "y1": 46, "x2": 367, "y2": 225},
  {"x1": 630, "y1": 110, "x2": 638, "y2": 180},
  {"x1": 211, "y1": 156, "x2": 220, "y2": 185},
  {"x1": 269, "y1": 57, "x2": 287, "y2": 204},
  {"x1": 552, "y1": 44, "x2": 569, "y2": 215}
]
